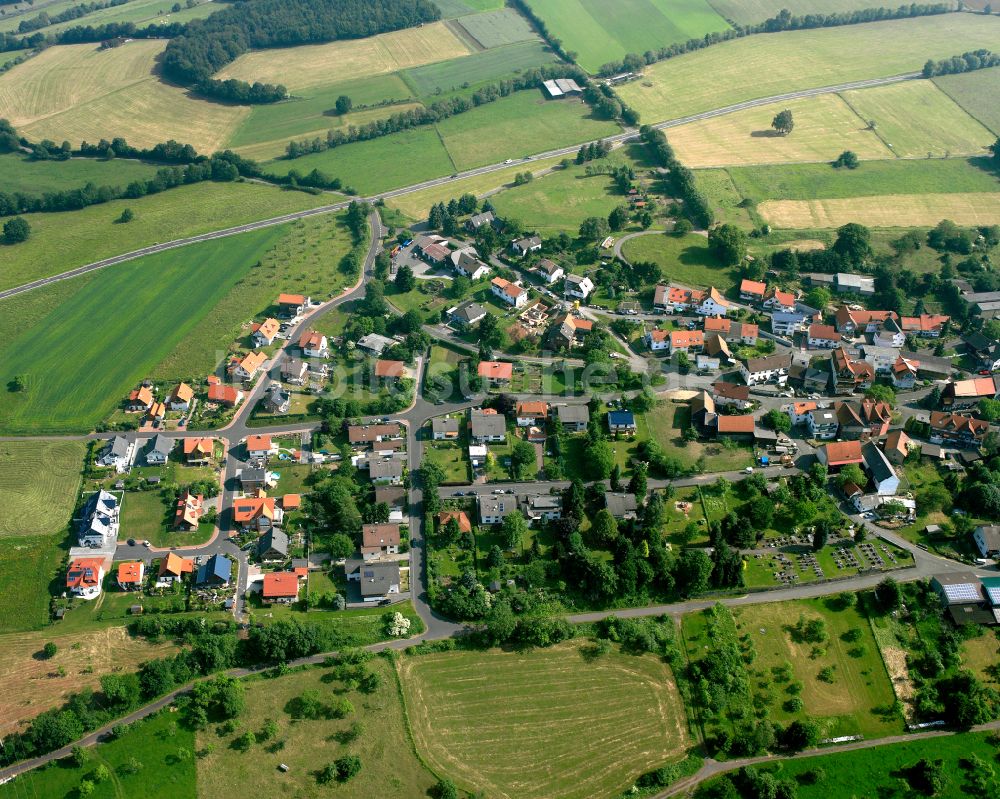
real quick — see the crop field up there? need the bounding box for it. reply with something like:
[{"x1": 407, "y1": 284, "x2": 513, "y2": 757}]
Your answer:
[
  {"x1": 197, "y1": 659, "x2": 435, "y2": 799},
  {"x1": 217, "y1": 21, "x2": 473, "y2": 91},
  {"x1": 668, "y1": 93, "x2": 892, "y2": 168},
  {"x1": 0, "y1": 535, "x2": 63, "y2": 633},
  {"x1": 840, "y1": 80, "x2": 995, "y2": 158},
  {"x1": 153, "y1": 212, "x2": 359, "y2": 379},
  {"x1": 621, "y1": 232, "x2": 733, "y2": 289},
  {"x1": 528, "y1": 0, "x2": 730, "y2": 72},
  {"x1": 758, "y1": 192, "x2": 1000, "y2": 229},
  {"x1": 398, "y1": 641, "x2": 690, "y2": 799},
  {"x1": 453, "y1": 7, "x2": 538, "y2": 48},
  {"x1": 436, "y1": 91, "x2": 618, "y2": 170},
  {"x1": 0, "y1": 624, "x2": 176, "y2": 737},
  {"x1": 436, "y1": 0, "x2": 506, "y2": 14},
  {"x1": 1, "y1": 152, "x2": 162, "y2": 195},
  {"x1": 0, "y1": 181, "x2": 328, "y2": 292},
  {"x1": 265, "y1": 126, "x2": 456, "y2": 194},
  {"x1": 0, "y1": 441, "x2": 85, "y2": 539},
  {"x1": 706, "y1": 0, "x2": 913, "y2": 24},
  {"x1": 0, "y1": 41, "x2": 249, "y2": 152},
  {"x1": 0, "y1": 0, "x2": 221, "y2": 34},
  {"x1": 617, "y1": 15, "x2": 1000, "y2": 123},
  {"x1": 402, "y1": 40, "x2": 559, "y2": 97},
  {"x1": 0, "y1": 225, "x2": 288, "y2": 434},
  {"x1": 935, "y1": 64, "x2": 1000, "y2": 135}
]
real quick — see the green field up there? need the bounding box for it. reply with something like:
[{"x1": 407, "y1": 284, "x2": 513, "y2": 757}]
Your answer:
[
  {"x1": 618, "y1": 15, "x2": 1000, "y2": 123},
  {"x1": 120, "y1": 489, "x2": 214, "y2": 548},
  {"x1": 527, "y1": 0, "x2": 730, "y2": 72},
  {"x1": 0, "y1": 225, "x2": 288, "y2": 434},
  {"x1": 398, "y1": 641, "x2": 691, "y2": 799},
  {"x1": 621, "y1": 232, "x2": 734, "y2": 289},
  {"x1": 935, "y1": 64, "x2": 1000, "y2": 136},
  {"x1": 197, "y1": 659, "x2": 436, "y2": 799},
  {"x1": 454, "y1": 6, "x2": 539, "y2": 47},
  {"x1": 0, "y1": 0, "x2": 222, "y2": 34},
  {"x1": 0, "y1": 152, "x2": 162, "y2": 195},
  {"x1": 0, "y1": 535, "x2": 63, "y2": 632},
  {"x1": 706, "y1": 0, "x2": 929, "y2": 24},
  {"x1": 0, "y1": 181, "x2": 329, "y2": 292},
  {"x1": 436, "y1": 90, "x2": 618, "y2": 170},
  {"x1": 402, "y1": 40, "x2": 559, "y2": 97},
  {"x1": 0, "y1": 440, "x2": 86, "y2": 538}
]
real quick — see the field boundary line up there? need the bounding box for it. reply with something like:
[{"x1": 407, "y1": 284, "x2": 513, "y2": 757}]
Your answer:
[{"x1": 836, "y1": 91, "x2": 899, "y2": 156}]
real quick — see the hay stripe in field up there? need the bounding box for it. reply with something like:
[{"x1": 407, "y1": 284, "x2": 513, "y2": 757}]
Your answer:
[{"x1": 759, "y1": 192, "x2": 1000, "y2": 229}]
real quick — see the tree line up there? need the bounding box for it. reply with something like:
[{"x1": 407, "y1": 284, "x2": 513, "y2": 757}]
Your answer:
[
  {"x1": 595, "y1": 3, "x2": 952, "y2": 76},
  {"x1": 14, "y1": 0, "x2": 129, "y2": 34},
  {"x1": 1, "y1": 19, "x2": 187, "y2": 53},
  {"x1": 161, "y1": 0, "x2": 440, "y2": 103},
  {"x1": 923, "y1": 48, "x2": 1000, "y2": 76},
  {"x1": 283, "y1": 64, "x2": 585, "y2": 160},
  {"x1": 639, "y1": 126, "x2": 713, "y2": 229}
]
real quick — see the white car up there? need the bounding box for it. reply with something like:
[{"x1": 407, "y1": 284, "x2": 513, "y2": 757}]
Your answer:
[{"x1": 743, "y1": 467, "x2": 754, "y2": 473}]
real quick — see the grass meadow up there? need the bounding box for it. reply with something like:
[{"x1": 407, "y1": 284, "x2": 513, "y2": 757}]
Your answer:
[
  {"x1": 119, "y1": 490, "x2": 214, "y2": 548},
  {"x1": 706, "y1": 0, "x2": 905, "y2": 24},
  {"x1": 618, "y1": 15, "x2": 1000, "y2": 123},
  {"x1": 196, "y1": 659, "x2": 436, "y2": 799},
  {"x1": 1, "y1": 152, "x2": 162, "y2": 195},
  {"x1": 528, "y1": 0, "x2": 730, "y2": 72},
  {"x1": 0, "y1": 441, "x2": 86, "y2": 539},
  {"x1": 401, "y1": 40, "x2": 559, "y2": 97},
  {"x1": 0, "y1": 535, "x2": 64, "y2": 633},
  {"x1": 397, "y1": 640, "x2": 691, "y2": 799},
  {"x1": 0, "y1": 0, "x2": 222, "y2": 35},
  {"x1": 0, "y1": 181, "x2": 328, "y2": 292},
  {"x1": 621, "y1": 232, "x2": 735, "y2": 289},
  {"x1": 0, "y1": 225, "x2": 288, "y2": 434},
  {"x1": 935, "y1": 64, "x2": 1000, "y2": 135},
  {"x1": 452, "y1": 6, "x2": 539, "y2": 47}
]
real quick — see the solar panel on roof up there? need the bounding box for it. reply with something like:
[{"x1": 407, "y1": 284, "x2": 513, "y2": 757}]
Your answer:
[
  {"x1": 985, "y1": 586, "x2": 1000, "y2": 605},
  {"x1": 944, "y1": 583, "x2": 981, "y2": 603}
]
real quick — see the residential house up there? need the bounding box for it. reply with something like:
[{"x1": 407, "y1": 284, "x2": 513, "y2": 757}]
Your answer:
[
  {"x1": 521, "y1": 494, "x2": 562, "y2": 523},
  {"x1": 419, "y1": 241, "x2": 450, "y2": 264},
  {"x1": 551, "y1": 314, "x2": 593, "y2": 349},
  {"x1": 173, "y1": 490, "x2": 204, "y2": 531},
  {"x1": 277, "y1": 293, "x2": 309, "y2": 318},
  {"x1": 739, "y1": 353, "x2": 791, "y2": 386},
  {"x1": 873, "y1": 316, "x2": 906, "y2": 348},
  {"x1": 478, "y1": 361, "x2": 513, "y2": 386},
  {"x1": 449, "y1": 301, "x2": 488, "y2": 328},
  {"x1": 375, "y1": 360, "x2": 405, "y2": 382},
  {"x1": 763, "y1": 288, "x2": 796, "y2": 313},
  {"x1": 66, "y1": 558, "x2": 105, "y2": 600},
  {"x1": 795, "y1": 302, "x2": 821, "y2": 324},
  {"x1": 264, "y1": 385, "x2": 290, "y2": 414},
  {"x1": 739, "y1": 279, "x2": 766, "y2": 303},
  {"x1": 818, "y1": 440, "x2": 864, "y2": 469},
  {"x1": 196, "y1": 554, "x2": 232, "y2": 587},
  {"x1": 347, "y1": 423, "x2": 402, "y2": 447},
  {"x1": 431, "y1": 417, "x2": 460, "y2": 440},
  {"x1": 246, "y1": 434, "x2": 276, "y2": 463},
  {"x1": 716, "y1": 414, "x2": 755, "y2": 439},
  {"x1": 257, "y1": 528, "x2": 289, "y2": 561},
  {"x1": 653, "y1": 284, "x2": 696, "y2": 313},
  {"x1": 345, "y1": 560, "x2": 400, "y2": 602},
  {"x1": 478, "y1": 494, "x2": 519, "y2": 525},
  {"x1": 771, "y1": 312, "x2": 807, "y2": 337},
  {"x1": 437, "y1": 510, "x2": 472, "y2": 534},
  {"x1": 126, "y1": 386, "x2": 154, "y2": 412},
  {"x1": 557, "y1": 404, "x2": 589, "y2": 431},
  {"x1": 281, "y1": 358, "x2": 309, "y2": 386},
  {"x1": 862, "y1": 442, "x2": 899, "y2": 495},
  {"x1": 705, "y1": 317, "x2": 758, "y2": 346},
  {"x1": 299, "y1": 330, "x2": 329, "y2": 358},
  {"x1": 931, "y1": 572, "x2": 983, "y2": 607},
  {"x1": 168, "y1": 382, "x2": 195, "y2": 411},
  {"x1": 690, "y1": 391, "x2": 717, "y2": 430},
  {"x1": 237, "y1": 466, "x2": 270, "y2": 493},
  {"x1": 833, "y1": 273, "x2": 875, "y2": 296},
  {"x1": 964, "y1": 333, "x2": 1000, "y2": 372},
  {"x1": 669, "y1": 329, "x2": 704, "y2": 356},
  {"x1": 564, "y1": 274, "x2": 595, "y2": 301},
  {"x1": 251, "y1": 318, "x2": 280, "y2": 348},
  {"x1": 262, "y1": 571, "x2": 299, "y2": 604},
  {"x1": 145, "y1": 434, "x2": 173, "y2": 465},
  {"x1": 233, "y1": 494, "x2": 283, "y2": 532},
  {"x1": 608, "y1": 410, "x2": 637, "y2": 434},
  {"x1": 228, "y1": 351, "x2": 267, "y2": 382},
  {"x1": 78, "y1": 489, "x2": 120, "y2": 548},
  {"x1": 807, "y1": 324, "x2": 840, "y2": 349},
  {"x1": 356, "y1": 333, "x2": 396, "y2": 356},
  {"x1": 802, "y1": 367, "x2": 831, "y2": 393},
  {"x1": 470, "y1": 409, "x2": 507, "y2": 442},
  {"x1": 376, "y1": 486, "x2": 407, "y2": 512},
  {"x1": 883, "y1": 430, "x2": 913, "y2": 464},
  {"x1": 788, "y1": 401, "x2": 817, "y2": 426},
  {"x1": 711, "y1": 381, "x2": 751, "y2": 410},
  {"x1": 834, "y1": 306, "x2": 897, "y2": 336},
  {"x1": 806, "y1": 407, "x2": 839, "y2": 439},
  {"x1": 973, "y1": 526, "x2": 1000, "y2": 558},
  {"x1": 928, "y1": 411, "x2": 990, "y2": 448},
  {"x1": 699, "y1": 335, "x2": 731, "y2": 370},
  {"x1": 605, "y1": 492, "x2": 639, "y2": 520},
  {"x1": 467, "y1": 210, "x2": 495, "y2": 232},
  {"x1": 158, "y1": 553, "x2": 193, "y2": 584},
  {"x1": 942, "y1": 376, "x2": 1000, "y2": 409},
  {"x1": 534, "y1": 259, "x2": 564, "y2": 284},
  {"x1": 117, "y1": 562, "x2": 144, "y2": 591},
  {"x1": 362, "y1": 523, "x2": 401, "y2": 558},
  {"x1": 859, "y1": 398, "x2": 892, "y2": 438},
  {"x1": 901, "y1": 314, "x2": 949, "y2": 338},
  {"x1": 830, "y1": 347, "x2": 874, "y2": 394},
  {"x1": 367, "y1": 458, "x2": 404, "y2": 485},
  {"x1": 890, "y1": 356, "x2": 919, "y2": 389},
  {"x1": 146, "y1": 401, "x2": 166, "y2": 425},
  {"x1": 516, "y1": 401, "x2": 548, "y2": 427},
  {"x1": 646, "y1": 329, "x2": 669, "y2": 353},
  {"x1": 207, "y1": 381, "x2": 243, "y2": 407},
  {"x1": 861, "y1": 345, "x2": 902, "y2": 376},
  {"x1": 468, "y1": 444, "x2": 488, "y2": 468},
  {"x1": 511, "y1": 235, "x2": 542, "y2": 257},
  {"x1": 695, "y1": 287, "x2": 731, "y2": 317},
  {"x1": 835, "y1": 402, "x2": 867, "y2": 440},
  {"x1": 490, "y1": 277, "x2": 527, "y2": 308},
  {"x1": 452, "y1": 250, "x2": 491, "y2": 281}
]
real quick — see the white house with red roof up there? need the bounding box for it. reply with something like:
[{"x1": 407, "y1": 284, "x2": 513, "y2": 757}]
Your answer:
[
  {"x1": 491, "y1": 277, "x2": 527, "y2": 308},
  {"x1": 67, "y1": 558, "x2": 105, "y2": 600}
]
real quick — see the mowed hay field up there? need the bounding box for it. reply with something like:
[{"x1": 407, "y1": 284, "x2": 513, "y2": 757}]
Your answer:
[
  {"x1": 759, "y1": 192, "x2": 1000, "y2": 228},
  {"x1": 527, "y1": 0, "x2": 729, "y2": 72},
  {"x1": 197, "y1": 659, "x2": 435, "y2": 799},
  {"x1": 667, "y1": 93, "x2": 892, "y2": 168},
  {"x1": 0, "y1": 536, "x2": 64, "y2": 633},
  {"x1": 0, "y1": 441, "x2": 86, "y2": 538},
  {"x1": 0, "y1": 41, "x2": 249, "y2": 152},
  {"x1": 217, "y1": 21, "x2": 472, "y2": 91},
  {"x1": 618, "y1": 14, "x2": 1000, "y2": 123},
  {"x1": 0, "y1": 181, "x2": 329, "y2": 292},
  {"x1": 0, "y1": 625, "x2": 175, "y2": 737},
  {"x1": 397, "y1": 641, "x2": 690, "y2": 799},
  {"x1": 0, "y1": 225, "x2": 288, "y2": 434},
  {"x1": 935, "y1": 65, "x2": 1000, "y2": 135}
]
